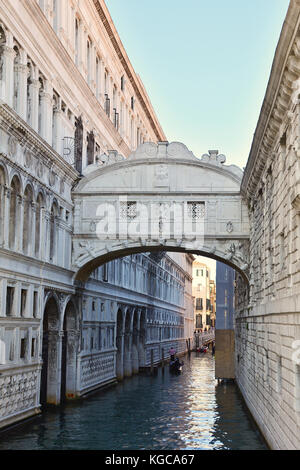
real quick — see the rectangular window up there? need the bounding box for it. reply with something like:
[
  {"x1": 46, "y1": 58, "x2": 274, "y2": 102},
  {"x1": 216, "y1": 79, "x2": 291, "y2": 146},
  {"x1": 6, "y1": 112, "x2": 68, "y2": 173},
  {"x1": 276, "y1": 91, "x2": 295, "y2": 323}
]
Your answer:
[
  {"x1": 20, "y1": 338, "x2": 26, "y2": 359},
  {"x1": 31, "y1": 338, "x2": 36, "y2": 357},
  {"x1": 121, "y1": 75, "x2": 125, "y2": 91},
  {"x1": 21, "y1": 289, "x2": 27, "y2": 317},
  {"x1": 96, "y1": 57, "x2": 100, "y2": 99},
  {"x1": 6, "y1": 287, "x2": 14, "y2": 316},
  {"x1": 87, "y1": 38, "x2": 91, "y2": 85},
  {"x1": 105, "y1": 94, "x2": 110, "y2": 117},
  {"x1": 75, "y1": 18, "x2": 79, "y2": 66},
  {"x1": 103, "y1": 264, "x2": 108, "y2": 282},
  {"x1": 33, "y1": 291, "x2": 38, "y2": 318},
  {"x1": 196, "y1": 314, "x2": 202, "y2": 329},
  {"x1": 196, "y1": 298, "x2": 203, "y2": 310},
  {"x1": 113, "y1": 109, "x2": 119, "y2": 130},
  {"x1": 131, "y1": 96, "x2": 134, "y2": 110}
]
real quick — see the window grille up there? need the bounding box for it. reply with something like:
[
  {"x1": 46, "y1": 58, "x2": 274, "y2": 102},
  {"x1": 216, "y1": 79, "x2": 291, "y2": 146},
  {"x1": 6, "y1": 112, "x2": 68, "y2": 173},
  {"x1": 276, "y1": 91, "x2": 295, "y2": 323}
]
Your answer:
[
  {"x1": 120, "y1": 201, "x2": 137, "y2": 219},
  {"x1": 187, "y1": 202, "x2": 205, "y2": 219}
]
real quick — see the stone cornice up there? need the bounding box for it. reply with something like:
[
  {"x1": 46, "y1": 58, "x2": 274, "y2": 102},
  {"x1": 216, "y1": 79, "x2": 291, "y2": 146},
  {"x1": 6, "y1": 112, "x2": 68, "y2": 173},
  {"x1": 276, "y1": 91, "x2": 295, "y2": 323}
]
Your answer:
[
  {"x1": 241, "y1": 0, "x2": 300, "y2": 199},
  {"x1": 92, "y1": 0, "x2": 166, "y2": 143}
]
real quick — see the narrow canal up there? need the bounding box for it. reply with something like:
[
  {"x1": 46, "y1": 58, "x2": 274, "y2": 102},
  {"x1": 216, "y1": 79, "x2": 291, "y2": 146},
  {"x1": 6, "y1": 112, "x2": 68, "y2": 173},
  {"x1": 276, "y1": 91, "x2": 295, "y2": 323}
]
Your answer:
[{"x1": 0, "y1": 352, "x2": 267, "y2": 450}]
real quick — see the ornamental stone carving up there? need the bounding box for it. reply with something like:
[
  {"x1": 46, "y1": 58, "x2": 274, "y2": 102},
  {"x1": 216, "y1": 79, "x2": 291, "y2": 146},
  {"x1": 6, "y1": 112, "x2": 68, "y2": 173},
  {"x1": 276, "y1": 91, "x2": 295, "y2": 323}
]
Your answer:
[
  {"x1": 226, "y1": 221, "x2": 234, "y2": 233},
  {"x1": 201, "y1": 149, "x2": 226, "y2": 165},
  {"x1": 36, "y1": 160, "x2": 44, "y2": 178},
  {"x1": 49, "y1": 170, "x2": 57, "y2": 187},
  {"x1": 8, "y1": 135, "x2": 17, "y2": 158},
  {"x1": 24, "y1": 148, "x2": 32, "y2": 169}
]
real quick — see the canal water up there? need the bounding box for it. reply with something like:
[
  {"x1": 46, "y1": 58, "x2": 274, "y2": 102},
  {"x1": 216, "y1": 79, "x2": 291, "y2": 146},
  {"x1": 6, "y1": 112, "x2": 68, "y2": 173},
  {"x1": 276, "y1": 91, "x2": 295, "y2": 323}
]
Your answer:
[{"x1": 0, "y1": 352, "x2": 267, "y2": 450}]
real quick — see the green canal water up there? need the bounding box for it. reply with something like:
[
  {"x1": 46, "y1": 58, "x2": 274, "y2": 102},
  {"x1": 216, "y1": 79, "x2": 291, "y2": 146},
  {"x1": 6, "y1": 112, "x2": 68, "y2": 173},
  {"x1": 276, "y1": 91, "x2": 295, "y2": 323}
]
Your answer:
[{"x1": 0, "y1": 352, "x2": 268, "y2": 450}]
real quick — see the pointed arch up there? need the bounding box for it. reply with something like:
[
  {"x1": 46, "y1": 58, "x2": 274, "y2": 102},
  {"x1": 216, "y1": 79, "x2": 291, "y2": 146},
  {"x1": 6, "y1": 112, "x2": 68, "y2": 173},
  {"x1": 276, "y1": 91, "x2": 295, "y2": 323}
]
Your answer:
[{"x1": 9, "y1": 174, "x2": 21, "y2": 250}]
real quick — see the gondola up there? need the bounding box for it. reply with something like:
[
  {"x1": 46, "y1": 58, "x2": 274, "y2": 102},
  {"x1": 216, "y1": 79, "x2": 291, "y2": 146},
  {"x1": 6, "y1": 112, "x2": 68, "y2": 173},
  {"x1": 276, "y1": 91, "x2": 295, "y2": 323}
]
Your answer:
[{"x1": 169, "y1": 357, "x2": 184, "y2": 374}]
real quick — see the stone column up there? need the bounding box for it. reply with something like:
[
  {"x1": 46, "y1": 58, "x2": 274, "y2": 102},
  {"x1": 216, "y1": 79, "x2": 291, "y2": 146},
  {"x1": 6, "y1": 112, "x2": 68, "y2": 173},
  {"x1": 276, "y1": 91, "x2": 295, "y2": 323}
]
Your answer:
[
  {"x1": 116, "y1": 333, "x2": 124, "y2": 381},
  {"x1": 79, "y1": 25, "x2": 86, "y2": 76},
  {"x1": 65, "y1": 330, "x2": 79, "y2": 399},
  {"x1": 3, "y1": 186, "x2": 10, "y2": 249},
  {"x1": 132, "y1": 327, "x2": 139, "y2": 374},
  {"x1": 124, "y1": 331, "x2": 133, "y2": 377},
  {"x1": 39, "y1": 80, "x2": 53, "y2": 144},
  {"x1": 27, "y1": 75, "x2": 40, "y2": 131},
  {"x1": 56, "y1": 218, "x2": 64, "y2": 267},
  {"x1": 100, "y1": 59, "x2": 105, "y2": 104},
  {"x1": 52, "y1": 97, "x2": 62, "y2": 154},
  {"x1": 0, "y1": 324, "x2": 5, "y2": 364},
  {"x1": 18, "y1": 50, "x2": 27, "y2": 120},
  {"x1": 43, "y1": 209, "x2": 50, "y2": 262},
  {"x1": 91, "y1": 44, "x2": 96, "y2": 92},
  {"x1": 30, "y1": 201, "x2": 36, "y2": 258},
  {"x1": 16, "y1": 194, "x2": 24, "y2": 253},
  {"x1": 46, "y1": 330, "x2": 62, "y2": 405},
  {"x1": 1, "y1": 44, "x2": 14, "y2": 107}
]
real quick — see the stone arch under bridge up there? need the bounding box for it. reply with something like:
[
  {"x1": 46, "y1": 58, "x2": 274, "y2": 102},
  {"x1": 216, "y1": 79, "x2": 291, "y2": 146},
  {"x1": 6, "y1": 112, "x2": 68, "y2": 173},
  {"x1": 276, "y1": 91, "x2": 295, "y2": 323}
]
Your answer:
[{"x1": 72, "y1": 142, "x2": 250, "y2": 281}]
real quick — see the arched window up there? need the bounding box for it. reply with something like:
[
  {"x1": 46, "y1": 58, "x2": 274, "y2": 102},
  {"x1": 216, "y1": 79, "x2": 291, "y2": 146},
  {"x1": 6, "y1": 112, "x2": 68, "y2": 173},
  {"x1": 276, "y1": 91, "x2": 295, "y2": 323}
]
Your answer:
[
  {"x1": 26, "y1": 60, "x2": 34, "y2": 125},
  {"x1": 87, "y1": 38, "x2": 91, "y2": 86},
  {"x1": 49, "y1": 201, "x2": 59, "y2": 262},
  {"x1": 13, "y1": 46, "x2": 20, "y2": 113},
  {"x1": 104, "y1": 71, "x2": 108, "y2": 94},
  {"x1": 38, "y1": 77, "x2": 44, "y2": 136},
  {"x1": 75, "y1": 18, "x2": 79, "y2": 66},
  {"x1": 23, "y1": 185, "x2": 33, "y2": 255},
  {"x1": 35, "y1": 192, "x2": 44, "y2": 258},
  {"x1": 96, "y1": 56, "x2": 100, "y2": 99},
  {"x1": 9, "y1": 175, "x2": 21, "y2": 250}
]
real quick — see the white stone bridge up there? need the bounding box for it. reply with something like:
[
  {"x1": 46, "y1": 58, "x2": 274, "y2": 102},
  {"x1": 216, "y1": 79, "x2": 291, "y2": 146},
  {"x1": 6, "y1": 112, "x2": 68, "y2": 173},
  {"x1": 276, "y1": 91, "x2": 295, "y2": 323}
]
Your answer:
[{"x1": 72, "y1": 141, "x2": 250, "y2": 282}]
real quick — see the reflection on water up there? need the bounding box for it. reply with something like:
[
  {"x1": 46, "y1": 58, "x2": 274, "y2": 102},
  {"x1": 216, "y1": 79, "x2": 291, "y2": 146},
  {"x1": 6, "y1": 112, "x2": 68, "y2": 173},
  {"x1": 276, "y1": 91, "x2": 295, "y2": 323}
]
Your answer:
[{"x1": 0, "y1": 353, "x2": 267, "y2": 450}]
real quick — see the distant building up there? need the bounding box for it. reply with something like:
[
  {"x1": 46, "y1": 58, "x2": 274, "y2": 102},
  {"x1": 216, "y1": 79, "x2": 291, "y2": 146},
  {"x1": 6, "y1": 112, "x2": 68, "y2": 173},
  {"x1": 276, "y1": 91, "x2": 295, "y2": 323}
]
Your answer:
[
  {"x1": 216, "y1": 262, "x2": 235, "y2": 330},
  {"x1": 192, "y1": 259, "x2": 214, "y2": 331},
  {"x1": 209, "y1": 280, "x2": 216, "y2": 327},
  {"x1": 215, "y1": 261, "x2": 235, "y2": 381}
]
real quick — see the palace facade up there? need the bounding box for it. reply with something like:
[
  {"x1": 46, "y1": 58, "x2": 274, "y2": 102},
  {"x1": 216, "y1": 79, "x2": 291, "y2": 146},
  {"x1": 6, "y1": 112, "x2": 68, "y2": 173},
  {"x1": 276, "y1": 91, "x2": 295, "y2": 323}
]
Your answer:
[{"x1": 0, "y1": 0, "x2": 194, "y2": 429}]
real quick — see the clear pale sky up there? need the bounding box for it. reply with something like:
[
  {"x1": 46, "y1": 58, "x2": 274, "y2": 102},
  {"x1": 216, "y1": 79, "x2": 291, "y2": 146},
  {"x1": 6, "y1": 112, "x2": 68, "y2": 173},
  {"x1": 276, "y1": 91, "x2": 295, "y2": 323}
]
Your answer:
[{"x1": 105, "y1": 0, "x2": 290, "y2": 169}]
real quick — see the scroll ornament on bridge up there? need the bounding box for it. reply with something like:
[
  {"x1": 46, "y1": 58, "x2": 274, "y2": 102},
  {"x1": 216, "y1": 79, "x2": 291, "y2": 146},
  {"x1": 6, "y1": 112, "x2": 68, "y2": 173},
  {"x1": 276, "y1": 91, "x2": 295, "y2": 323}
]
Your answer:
[
  {"x1": 225, "y1": 242, "x2": 249, "y2": 270},
  {"x1": 200, "y1": 150, "x2": 226, "y2": 165}
]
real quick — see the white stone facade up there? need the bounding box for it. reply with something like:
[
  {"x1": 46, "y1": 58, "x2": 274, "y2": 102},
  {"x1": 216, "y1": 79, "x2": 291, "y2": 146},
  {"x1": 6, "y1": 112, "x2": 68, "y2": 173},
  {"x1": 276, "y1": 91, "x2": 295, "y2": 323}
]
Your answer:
[
  {"x1": 235, "y1": 0, "x2": 300, "y2": 450},
  {"x1": 0, "y1": 0, "x2": 194, "y2": 430}
]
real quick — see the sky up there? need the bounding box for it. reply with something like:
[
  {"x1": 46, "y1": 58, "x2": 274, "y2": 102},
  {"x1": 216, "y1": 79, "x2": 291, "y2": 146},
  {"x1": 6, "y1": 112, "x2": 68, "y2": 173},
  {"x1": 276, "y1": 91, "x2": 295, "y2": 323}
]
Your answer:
[{"x1": 105, "y1": 0, "x2": 290, "y2": 169}]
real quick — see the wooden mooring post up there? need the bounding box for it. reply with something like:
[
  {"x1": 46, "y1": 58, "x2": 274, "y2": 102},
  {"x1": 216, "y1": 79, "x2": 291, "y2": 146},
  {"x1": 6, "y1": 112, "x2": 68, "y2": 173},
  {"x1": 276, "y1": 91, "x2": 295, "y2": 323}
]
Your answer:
[{"x1": 150, "y1": 349, "x2": 154, "y2": 375}]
